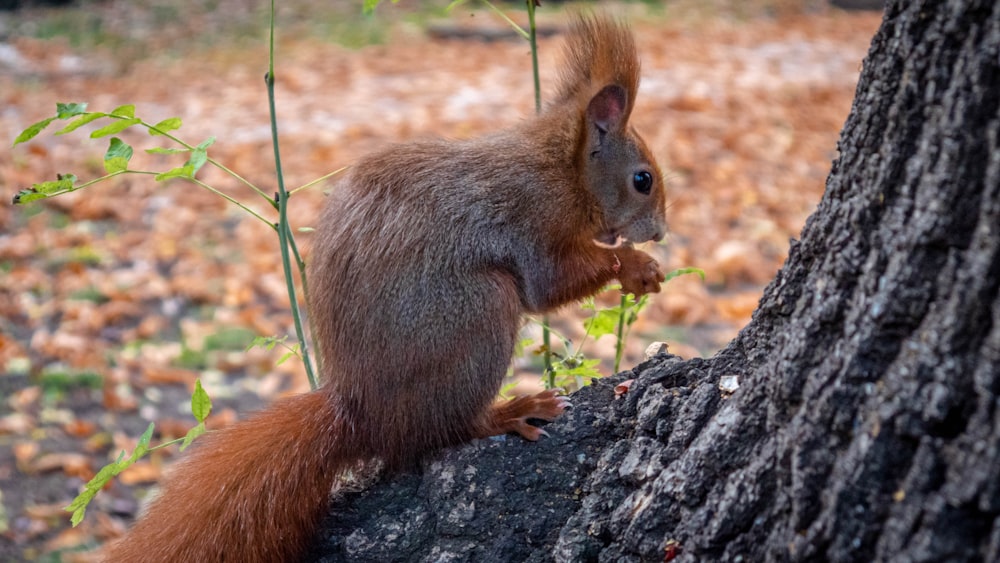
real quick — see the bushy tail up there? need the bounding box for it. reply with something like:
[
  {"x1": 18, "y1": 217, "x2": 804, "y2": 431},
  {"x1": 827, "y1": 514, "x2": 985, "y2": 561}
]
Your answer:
[
  {"x1": 103, "y1": 389, "x2": 351, "y2": 563},
  {"x1": 553, "y1": 14, "x2": 640, "y2": 118}
]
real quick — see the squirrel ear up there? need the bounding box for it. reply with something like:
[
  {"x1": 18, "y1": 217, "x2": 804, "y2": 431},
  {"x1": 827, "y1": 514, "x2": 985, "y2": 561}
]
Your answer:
[{"x1": 586, "y1": 84, "x2": 628, "y2": 133}]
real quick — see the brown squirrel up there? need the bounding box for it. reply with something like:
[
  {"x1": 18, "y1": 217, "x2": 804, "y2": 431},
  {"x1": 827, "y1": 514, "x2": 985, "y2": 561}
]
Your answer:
[{"x1": 104, "y1": 14, "x2": 666, "y2": 562}]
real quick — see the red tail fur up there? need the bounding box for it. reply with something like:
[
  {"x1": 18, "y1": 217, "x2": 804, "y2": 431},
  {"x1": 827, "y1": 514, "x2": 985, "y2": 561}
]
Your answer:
[{"x1": 104, "y1": 389, "x2": 353, "y2": 562}]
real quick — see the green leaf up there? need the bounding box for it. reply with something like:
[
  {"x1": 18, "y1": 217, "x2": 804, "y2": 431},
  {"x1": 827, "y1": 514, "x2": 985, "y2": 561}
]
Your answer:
[
  {"x1": 626, "y1": 295, "x2": 649, "y2": 327},
  {"x1": 498, "y1": 380, "x2": 519, "y2": 399},
  {"x1": 66, "y1": 421, "x2": 151, "y2": 527},
  {"x1": 180, "y1": 422, "x2": 206, "y2": 452},
  {"x1": 56, "y1": 112, "x2": 106, "y2": 135},
  {"x1": 277, "y1": 350, "x2": 296, "y2": 366},
  {"x1": 664, "y1": 267, "x2": 705, "y2": 283},
  {"x1": 513, "y1": 337, "x2": 534, "y2": 358},
  {"x1": 187, "y1": 148, "x2": 208, "y2": 175},
  {"x1": 12, "y1": 190, "x2": 46, "y2": 204},
  {"x1": 103, "y1": 137, "x2": 133, "y2": 173},
  {"x1": 155, "y1": 164, "x2": 195, "y2": 181},
  {"x1": 196, "y1": 136, "x2": 216, "y2": 150},
  {"x1": 129, "y1": 422, "x2": 155, "y2": 462},
  {"x1": 145, "y1": 147, "x2": 190, "y2": 155},
  {"x1": 56, "y1": 102, "x2": 88, "y2": 119},
  {"x1": 110, "y1": 104, "x2": 136, "y2": 119},
  {"x1": 13, "y1": 117, "x2": 55, "y2": 146},
  {"x1": 66, "y1": 451, "x2": 125, "y2": 526},
  {"x1": 248, "y1": 335, "x2": 286, "y2": 352},
  {"x1": 585, "y1": 308, "x2": 622, "y2": 340},
  {"x1": 249, "y1": 336, "x2": 272, "y2": 351},
  {"x1": 104, "y1": 157, "x2": 129, "y2": 174},
  {"x1": 190, "y1": 379, "x2": 212, "y2": 423},
  {"x1": 16, "y1": 173, "x2": 79, "y2": 204},
  {"x1": 554, "y1": 358, "x2": 602, "y2": 379},
  {"x1": 90, "y1": 117, "x2": 141, "y2": 138},
  {"x1": 149, "y1": 117, "x2": 182, "y2": 136},
  {"x1": 105, "y1": 137, "x2": 134, "y2": 160}
]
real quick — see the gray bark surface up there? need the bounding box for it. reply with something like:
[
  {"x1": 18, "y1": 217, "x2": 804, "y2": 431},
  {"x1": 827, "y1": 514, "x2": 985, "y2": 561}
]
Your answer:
[{"x1": 309, "y1": 0, "x2": 1000, "y2": 560}]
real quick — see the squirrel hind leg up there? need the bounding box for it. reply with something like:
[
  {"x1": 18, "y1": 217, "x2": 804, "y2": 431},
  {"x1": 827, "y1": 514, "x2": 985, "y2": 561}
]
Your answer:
[{"x1": 477, "y1": 389, "x2": 570, "y2": 441}]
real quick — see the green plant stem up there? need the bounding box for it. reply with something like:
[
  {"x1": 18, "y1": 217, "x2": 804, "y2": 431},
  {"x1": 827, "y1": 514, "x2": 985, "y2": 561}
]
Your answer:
[
  {"x1": 285, "y1": 224, "x2": 321, "y2": 372},
  {"x1": 186, "y1": 176, "x2": 273, "y2": 226},
  {"x1": 267, "y1": 0, "x2": 318, "y2": 390},
  {"x1": 34, "y1": 169, "x2": 268, "y2": 227},
  {"x1": 614, "y1": 293, "x2": 627, "y2": 373},
  {"x1": 526, "y1": 0, "x2": 541, "y2": 114},
  {"x1": 54, "y1": 169, "x2": 129, "y2": 194},
  {"x1": 207, "y1": 158, "x2": 272, "y2": 203}
]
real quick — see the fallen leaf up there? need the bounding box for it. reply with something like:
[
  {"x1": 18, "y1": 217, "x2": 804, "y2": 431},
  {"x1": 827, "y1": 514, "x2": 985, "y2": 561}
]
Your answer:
[
  {"x1": 118, "y1": 461, "x2": 162, "y2": 485},
  {"x1": 13, "y1": 441, "x2": 39, "y2": 470},
  {"x1": 142, "y1": 365, "x2": 199, "y2": 386},
  {"x1": 0, "y1": 413, "x2": 35, "y2": 435},
  {"x1": 24, "y1": 502, "x2": 71, "y2": 520},
  {"x1": 31, "y1": 452, "x2": 91, "y2": 475},
  {"x1": 63, "y1": 419, "x2": 99, "y2": 438}
]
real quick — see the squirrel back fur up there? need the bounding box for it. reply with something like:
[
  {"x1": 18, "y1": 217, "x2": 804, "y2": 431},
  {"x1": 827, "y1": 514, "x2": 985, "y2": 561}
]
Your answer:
[{"x1": 103, "y1": 14, "x2": 665, "y2": 562}]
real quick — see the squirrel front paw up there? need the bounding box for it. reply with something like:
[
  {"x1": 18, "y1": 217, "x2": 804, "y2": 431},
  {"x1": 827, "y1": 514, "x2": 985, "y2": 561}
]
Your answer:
[{"x1": 617, "y1": 251, "x2": 664, "y2": 296}]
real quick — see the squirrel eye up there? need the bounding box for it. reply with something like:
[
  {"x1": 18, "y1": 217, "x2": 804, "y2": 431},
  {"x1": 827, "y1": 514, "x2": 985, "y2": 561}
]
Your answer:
[{"x1": 633, "y1": 171, "x2": 653, "y2": 195}]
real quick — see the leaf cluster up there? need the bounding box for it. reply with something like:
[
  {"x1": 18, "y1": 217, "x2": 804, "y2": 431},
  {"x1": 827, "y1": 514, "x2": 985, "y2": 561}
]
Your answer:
[
  {"x1": 11, "y1": 102, "x2": 216, "y2": 205},
  {"x1": 64, "y1": 380, "x2": 212, "y2": 526},
  {"x1": 535, "y1": 267, "x2": 705, "y2": 391}
]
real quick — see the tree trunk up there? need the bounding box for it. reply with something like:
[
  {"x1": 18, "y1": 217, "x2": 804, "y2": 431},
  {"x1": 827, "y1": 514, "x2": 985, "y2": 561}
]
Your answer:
[{"x1": 308, "y1": 0, "x2": 1000, "y2": 560}]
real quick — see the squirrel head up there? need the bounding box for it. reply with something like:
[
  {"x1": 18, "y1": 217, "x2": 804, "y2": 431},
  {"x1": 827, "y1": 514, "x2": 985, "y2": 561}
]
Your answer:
[
  {"x1": 580, "y1": 83, "x2": 667, "y2": 248},
  {"x1": 553, "y1": 15, "x2": 667, "y2": 248}
]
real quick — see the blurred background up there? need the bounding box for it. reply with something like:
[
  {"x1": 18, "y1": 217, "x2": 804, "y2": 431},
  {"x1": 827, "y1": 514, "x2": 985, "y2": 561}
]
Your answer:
[{"x1": 0, "y1": 0, "x2": 881, "y2": 559}]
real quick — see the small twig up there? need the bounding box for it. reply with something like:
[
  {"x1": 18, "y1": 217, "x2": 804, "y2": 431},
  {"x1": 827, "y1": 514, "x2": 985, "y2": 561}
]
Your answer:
[{"x1": 267, "y1": 0, "x2": 318, "y2": 389}]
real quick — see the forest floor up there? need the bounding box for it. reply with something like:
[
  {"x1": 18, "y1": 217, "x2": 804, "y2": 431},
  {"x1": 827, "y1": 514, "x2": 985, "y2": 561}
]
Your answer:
[{"x1": 0, "y1": 1, "x2": 881, "y2": 560}]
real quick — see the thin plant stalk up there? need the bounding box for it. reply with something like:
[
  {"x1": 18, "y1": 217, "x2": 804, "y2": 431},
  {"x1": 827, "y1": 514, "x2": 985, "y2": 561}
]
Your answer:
[
  {"x1": 266, "y1": 0, "x2": 318, "y2": 389},
  {"x1": 613, "y1": 294, "x2": 627, "y2": 372},
  {"x1": 526, "y1": 0, "x2": 541, "y2": 114},
  {"x1": 478, "y1": 0, "x2": 529, "y2": 39},
  {"x1": 187, "y1": 176, "x2": 273, "y2": 226},
  {"x1": 290, "y1": 166, "x2": 348, "y2": 196},
  {"x1": 285, "y1": 227, "x2": 322, "y2": 373}
]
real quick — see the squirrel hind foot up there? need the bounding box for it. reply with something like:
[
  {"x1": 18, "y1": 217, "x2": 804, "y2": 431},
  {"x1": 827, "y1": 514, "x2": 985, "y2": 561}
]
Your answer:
[{"x1": 480, "y1": 389, "x2": 569, "y2": 441}]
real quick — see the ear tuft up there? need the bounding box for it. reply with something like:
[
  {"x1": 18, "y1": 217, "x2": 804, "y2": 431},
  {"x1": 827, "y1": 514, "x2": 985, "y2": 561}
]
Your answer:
[{"x1": 586, "y1": 84, "x2": 628, "y2": 133}]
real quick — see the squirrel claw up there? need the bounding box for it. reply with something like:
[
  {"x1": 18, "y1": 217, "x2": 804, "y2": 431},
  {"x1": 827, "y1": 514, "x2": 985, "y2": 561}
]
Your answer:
[
  {"x1": 513, "y1": 422, "x2": 549, "y2": 442},
  {"x1": 485, "y1": 389, "x2": 569, "y2": 440}
]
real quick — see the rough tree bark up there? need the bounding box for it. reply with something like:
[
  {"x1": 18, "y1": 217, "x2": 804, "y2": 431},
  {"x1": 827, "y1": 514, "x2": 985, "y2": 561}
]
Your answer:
[{"x1": 307, "y1": 1, "x2": 1000, "y2": 560}]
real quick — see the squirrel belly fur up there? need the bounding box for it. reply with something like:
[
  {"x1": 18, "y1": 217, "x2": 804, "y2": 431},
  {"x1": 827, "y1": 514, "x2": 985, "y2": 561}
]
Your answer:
[{"x1": 104, "y1": 14, "x2": 667, "y2": 562}]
